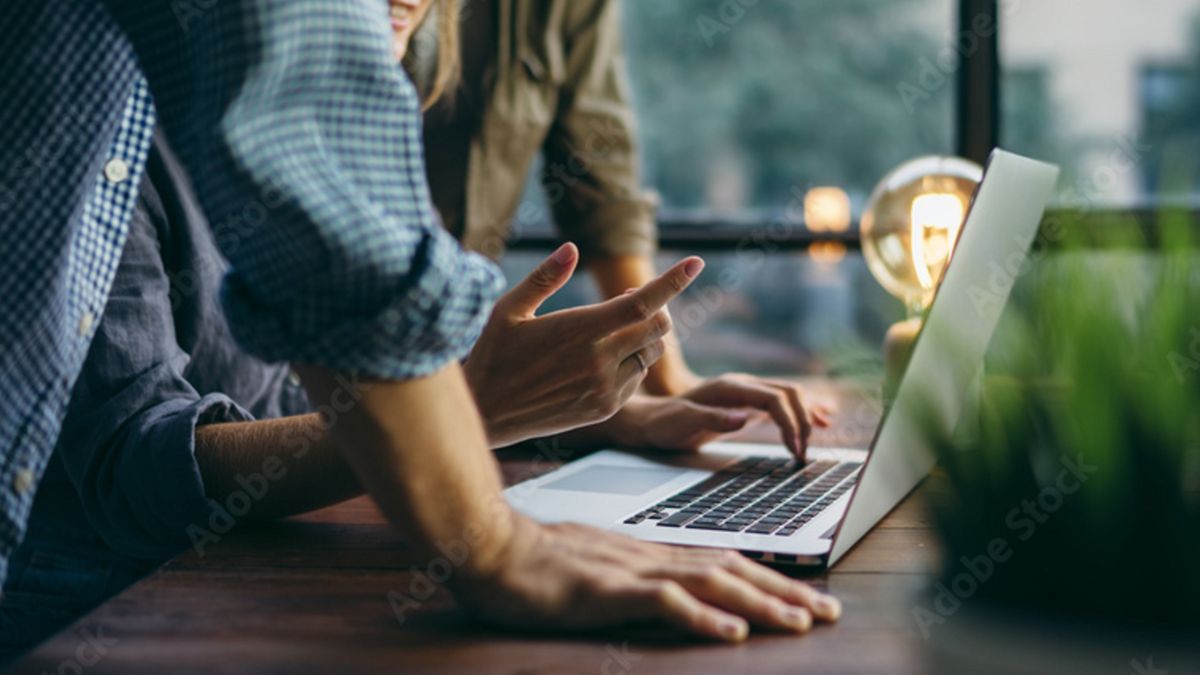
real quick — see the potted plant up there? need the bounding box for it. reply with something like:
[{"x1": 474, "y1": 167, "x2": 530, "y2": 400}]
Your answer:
[{"x1": 916, "y1": 219, "x2": 1200, "y2": 674}]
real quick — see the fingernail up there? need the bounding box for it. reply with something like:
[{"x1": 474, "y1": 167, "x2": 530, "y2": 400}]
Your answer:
[
  {"x1": 551, "y1": 243, "x2": 575, "y2": 266},
  {"x1": 683, "y1": 258, "x2": 705, "y2": 279},
  {"x1": 782, "y1": 606, "x2": 812, "y2": 631},
  {"x1": 718, "y1": 619, "x2": 747, "y2": 641},
  {"x1": 816, "y1": 595, "x2": 842, "y2": 621}
]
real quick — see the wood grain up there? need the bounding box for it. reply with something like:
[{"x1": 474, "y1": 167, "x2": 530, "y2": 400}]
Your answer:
[{"x1": 12, "y1": 379, "x2": 944, "y2": 675}]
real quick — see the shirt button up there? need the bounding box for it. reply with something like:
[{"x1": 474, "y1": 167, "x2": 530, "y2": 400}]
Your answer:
[
  {"x1": 103, "y1": 158, "x2": 130, "y2": 184},
  {"x1": 78, "y1": 311, "x2": 95, "y2": 336},
  {"x1": 13, "y1": 468, "x2": 34, "y2": 496},
  {"x1": 287, "y1": 370, "x2": 303, "y2": 388}
]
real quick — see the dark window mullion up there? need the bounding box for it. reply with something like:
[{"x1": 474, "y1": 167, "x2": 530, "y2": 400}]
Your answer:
[{"x1": 956, "y1": 0, "x2": 1001, "y2": 163}]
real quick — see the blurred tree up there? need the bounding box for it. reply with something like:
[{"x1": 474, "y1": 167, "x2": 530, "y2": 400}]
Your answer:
[{"x1": 621, "y1": 0, "x2": 958, "y2": 210}]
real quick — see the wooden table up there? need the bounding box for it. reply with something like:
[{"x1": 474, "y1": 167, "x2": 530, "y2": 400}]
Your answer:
[{"x1": 12, "y1": 380, "x2": 941, "y2": 674}]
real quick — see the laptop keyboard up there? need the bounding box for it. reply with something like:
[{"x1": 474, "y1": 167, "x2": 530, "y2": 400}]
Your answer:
[{"x1": 621, "y1": 457, "x2": 862, "y2": 536}]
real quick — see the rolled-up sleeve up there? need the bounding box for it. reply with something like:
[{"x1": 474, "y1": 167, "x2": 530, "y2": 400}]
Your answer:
[
  {"x1": 543, "y1": 0, "x2": 658, "y2": 261},
  {"x1": 103, "y1": 0, "x2": 503, "y2": 379},
  {"x1": 56, "y1": 197, "x2": 249, "y2": 559},
  {"x1": 63, "y1": 378, "x2": 251, "y2": 559}
]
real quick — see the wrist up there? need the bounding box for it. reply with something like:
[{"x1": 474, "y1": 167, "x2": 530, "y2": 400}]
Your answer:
[
  {"x1": 644, "y1": 362, "x2": 700, "y2": 396},
  {"x1": 450, "y1": 509, "x2": 534, "y2": 592},
  {"x1": 602, "y1": 397, "x2": 652, "y2": 447}
]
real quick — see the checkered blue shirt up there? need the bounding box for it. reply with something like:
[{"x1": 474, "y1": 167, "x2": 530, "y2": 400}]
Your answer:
[{"x1": 0, "y1": 0, "x2": 503, "y2": 584}]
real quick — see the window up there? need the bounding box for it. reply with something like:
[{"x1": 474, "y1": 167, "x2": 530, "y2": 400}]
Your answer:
[
  {"x1": 507, "y1": 1, "x2": 960, "y2": 377},
  {"x1": 622, "y1": 0, "x2": 957, "y2": 214},
  {"x1": 1140, "y1": 63, "x2": 1194, "y2": 197},
  {"x1": 1000, "y1": 0, "x2": 1200, "y2": 205}
]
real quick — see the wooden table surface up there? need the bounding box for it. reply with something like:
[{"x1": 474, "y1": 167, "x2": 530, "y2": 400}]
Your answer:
[{"x1": 12, "y1": 379, "x2": 941, "y2": 674}]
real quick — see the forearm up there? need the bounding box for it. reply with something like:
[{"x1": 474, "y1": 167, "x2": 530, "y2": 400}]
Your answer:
[
  {"x1": 296, "y1": 363, "x2": 515, "y2": 574},
  {"x1": 588, "y1": 254, "x2": 655, "y2": 300},
  {"x1": 194, "y1": 414, "x2": 362, "y2": 520}
]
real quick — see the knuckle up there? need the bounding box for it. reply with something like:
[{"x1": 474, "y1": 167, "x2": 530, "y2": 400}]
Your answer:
[
  {"x1": 652, "y1": 311, "x2": 672, "y2": 335},
  {"x1": 774, "y1": 391, "x2": 791, "y2": 412},
  {"x1": 581, "y1": 571, "x2": 619, "y2": 594},
  {"x1": 717, "y1": 549, "x2": 743, "y2": 568},
  {"x1": 530, "y1": 268, "x2": 555, "y2": 288},
  {"x1": 652, "y1": 580, "x2": 683, "y2": 606},
  {"x1": 628, "y1": 296, "x2": 653, "y2": 322},
  {"x1": 670, "y1": 271, "x2": 687, "y2": 293},
  {"x1": 647, "y1": 338, "x2": 666, "y2": 359},
  {"x1": 697, "y1": 565, "x2": 725, "y2": 588}
]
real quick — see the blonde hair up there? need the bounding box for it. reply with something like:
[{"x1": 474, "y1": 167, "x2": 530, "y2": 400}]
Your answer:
[{"x1": 416, "y1": 0, "x2": 461, "y2": 110}]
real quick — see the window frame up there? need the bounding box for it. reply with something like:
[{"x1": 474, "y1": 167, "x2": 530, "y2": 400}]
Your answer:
[{"x1": 503, "y1": 0, "x2": 1186, "y2": 252}]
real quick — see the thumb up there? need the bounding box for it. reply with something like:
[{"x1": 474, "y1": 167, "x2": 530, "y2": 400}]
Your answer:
[{"x1": 500, "y1": 243, "x2": 578, "y2": 317}]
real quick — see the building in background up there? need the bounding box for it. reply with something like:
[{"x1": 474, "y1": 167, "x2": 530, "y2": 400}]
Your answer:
[{"x1": 1002, "y1": 0, "x2": 1200, "y2": 204}]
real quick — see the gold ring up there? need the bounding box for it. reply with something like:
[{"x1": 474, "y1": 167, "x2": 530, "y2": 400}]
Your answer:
[{"x1": 633, "y1": 351, "x2": 648, "y2": 372}]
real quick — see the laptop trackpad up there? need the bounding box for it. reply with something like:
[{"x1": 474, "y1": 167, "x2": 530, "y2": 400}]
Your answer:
[{"x1": 542, "y1": 465, "x2": 688, "y2": 496}]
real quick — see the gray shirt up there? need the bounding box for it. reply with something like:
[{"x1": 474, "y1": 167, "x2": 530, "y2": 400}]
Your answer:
[{"x1": 23, "y1": 132, "x2": 310, "y2": 562}]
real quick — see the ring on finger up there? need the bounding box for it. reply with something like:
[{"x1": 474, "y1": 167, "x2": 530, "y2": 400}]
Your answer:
[{"x1": 631, "y1": 350, "x2": 648, "y2": 372}]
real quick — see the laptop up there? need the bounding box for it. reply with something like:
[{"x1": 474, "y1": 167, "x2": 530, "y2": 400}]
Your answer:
[{"x1": 504, "y1": 149, "x2": 1060, "y2": 567}]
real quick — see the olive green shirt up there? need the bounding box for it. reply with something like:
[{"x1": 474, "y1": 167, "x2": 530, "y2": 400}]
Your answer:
[{"x1": 416, "y1": 0, "x2": 658, "y2": 261}]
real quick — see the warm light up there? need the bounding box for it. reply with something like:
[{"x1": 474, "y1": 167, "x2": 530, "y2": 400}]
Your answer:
[
  {"x1": 860, "y1": 156, "x2": 983, "y2": 315},
  {"x1": 809, "y1": 241, "x2": 847, "y2": 264},
  {"x1": 804, "y1": 187, "x2": 852, "y2": 233},
  {"x1": 909, "y1": 192, "x2": 965, "y2": 289}
]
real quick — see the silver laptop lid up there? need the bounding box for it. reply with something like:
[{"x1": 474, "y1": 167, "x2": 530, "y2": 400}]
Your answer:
[{"x1": 827, "y1": 149, "x2": 1060, "y2": 565}]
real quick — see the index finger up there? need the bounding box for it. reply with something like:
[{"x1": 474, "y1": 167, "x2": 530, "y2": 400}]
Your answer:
[{"x1": 589, "y1": 257, "x2": 705, "y2": 330}]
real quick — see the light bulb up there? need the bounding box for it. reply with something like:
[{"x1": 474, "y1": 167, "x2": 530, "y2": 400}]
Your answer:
[
  {"x1": 861, "y1": 156, "x2": 983, "y2": 315},
  {"x1": 804, "y1": 187, "x2": 852, "y2": 233},
  {"x1": 804, "y1": 187, "x2": 851, "y2": 264},
  {"x1": 910, "y1": 192, "x2": 965, "y2": 289}
]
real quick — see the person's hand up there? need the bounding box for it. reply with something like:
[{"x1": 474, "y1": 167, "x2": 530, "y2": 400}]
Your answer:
[
  {"x1": 676, "y1": 375, "x2": 833, "y2": 458},
  {"x1": 641, "y1": 338, "x2": 707, "y2": 396},
  {"x1": 601, "y1": 377, "x2": 833, "y2": 456},
  {"x1": 452, "y1": 516, "x2": 841, "y2": 642},
  {"x1": 597, "y1": 394, "x2": 753, "y2": 452},
  {"x1": 464, "y1": 243, "x2": 705, "y2": 447}
]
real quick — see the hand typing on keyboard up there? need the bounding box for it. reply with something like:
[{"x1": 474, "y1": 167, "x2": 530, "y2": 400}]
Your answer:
[{"x1": 580, "y1": 376, "x2": 833, "y2": 457}]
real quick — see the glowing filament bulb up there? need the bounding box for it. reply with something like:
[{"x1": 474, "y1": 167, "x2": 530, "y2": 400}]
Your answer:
[{"x1": 910, "y1": 192, "x2": 965, "y2": 290}]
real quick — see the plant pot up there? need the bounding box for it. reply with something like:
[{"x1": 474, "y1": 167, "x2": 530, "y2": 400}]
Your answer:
[{"x1": 925, "y1": 603, "x2": 1200, "y2": 675}]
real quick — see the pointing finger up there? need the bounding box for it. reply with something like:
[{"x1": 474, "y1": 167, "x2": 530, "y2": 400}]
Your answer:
[{"x1": 588, "y1": 257, "x2": 704, "y2": 331}]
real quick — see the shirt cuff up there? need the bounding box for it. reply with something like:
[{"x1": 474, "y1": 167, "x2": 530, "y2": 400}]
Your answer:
[
  {"x1": 222, "y1": 229, "x2": 504, "y2": 380},
  {"x1": 100, "y1": 394, "x2": 253, "y2": 559}
]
